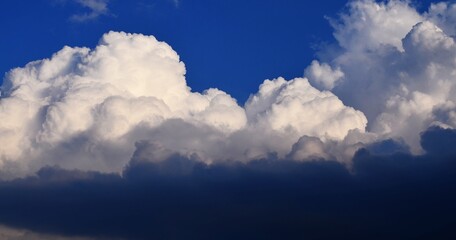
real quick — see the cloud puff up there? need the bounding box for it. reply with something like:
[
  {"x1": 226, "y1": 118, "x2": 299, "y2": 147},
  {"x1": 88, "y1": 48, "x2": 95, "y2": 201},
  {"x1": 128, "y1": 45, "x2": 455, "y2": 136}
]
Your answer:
[
  {"x1": 304, "y1": 60, "x2": 344, "y2": 90},
  {"x1": 330, "y1": 0, "x2": 423, "y2": 52},
  {"x1": 313, "y1": 0, "x2": 456, "y2": 153},
  {"x1": 245, "y1": 77, "x2": 366, "y2": 141}
]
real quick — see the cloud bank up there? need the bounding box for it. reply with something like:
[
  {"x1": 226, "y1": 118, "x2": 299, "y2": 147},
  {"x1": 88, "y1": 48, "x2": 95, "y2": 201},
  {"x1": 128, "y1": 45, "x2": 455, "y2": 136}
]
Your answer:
[
  {"x1": 3, "y1": 0, "x2": 456, "y2": 177},
  {"x1": 0, "y1": 127, "x2": 454, "y2": 239}
]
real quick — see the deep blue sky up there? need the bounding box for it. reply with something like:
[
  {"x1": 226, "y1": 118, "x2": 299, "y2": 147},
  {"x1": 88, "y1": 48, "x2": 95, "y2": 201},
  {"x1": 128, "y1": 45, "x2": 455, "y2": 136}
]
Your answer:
[{"x1": 0, "y1": 0, "x2": 433, "y2": 103}]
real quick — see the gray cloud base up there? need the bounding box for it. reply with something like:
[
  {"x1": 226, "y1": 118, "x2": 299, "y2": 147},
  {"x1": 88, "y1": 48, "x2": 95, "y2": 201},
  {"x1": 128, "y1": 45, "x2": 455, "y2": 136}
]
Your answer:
[{"x1": 0, "y1": 126, "x2": 454, "y2": 239}]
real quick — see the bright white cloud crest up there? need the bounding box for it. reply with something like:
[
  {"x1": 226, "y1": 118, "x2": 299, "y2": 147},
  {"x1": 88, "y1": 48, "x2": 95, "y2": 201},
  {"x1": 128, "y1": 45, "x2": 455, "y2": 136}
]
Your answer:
[
  {"x1": 0, "y1": 31, "x2": 365, "y2": 176},
  {"x1": 2, "y1": 0, "x2": 456, "y2": 177}
]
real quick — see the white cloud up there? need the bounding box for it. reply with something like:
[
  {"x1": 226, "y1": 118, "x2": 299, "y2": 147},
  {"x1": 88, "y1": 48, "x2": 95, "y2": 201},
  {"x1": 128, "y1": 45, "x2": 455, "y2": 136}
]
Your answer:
[
  {"x1": 311, "y1": 0, "x2": 456, "y2": 153},
  {"x1": 5, "y1": 0, "x2": 456, "y2": 177},
  {"x1": 0, "y1": 32, "x2": 250, "y2": 176},
  {"x1": 304, "y1": 60, "x2": 344, "y2": 90},
  {"x1": 0, "y1": 30, "x2": 367, "y2": 177},
  {"x1": 245, "y1": 77, "x2": 367, "y2": 142},
  {"x1": 330, "y1": 0, "x2": 423, "y2": 52}
]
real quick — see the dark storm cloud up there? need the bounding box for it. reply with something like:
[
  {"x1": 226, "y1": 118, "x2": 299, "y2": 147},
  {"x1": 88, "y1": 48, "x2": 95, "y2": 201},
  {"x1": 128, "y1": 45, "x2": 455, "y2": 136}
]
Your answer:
[{"x1": 0, "y1": 127, "x2": 454, "y2": 240}]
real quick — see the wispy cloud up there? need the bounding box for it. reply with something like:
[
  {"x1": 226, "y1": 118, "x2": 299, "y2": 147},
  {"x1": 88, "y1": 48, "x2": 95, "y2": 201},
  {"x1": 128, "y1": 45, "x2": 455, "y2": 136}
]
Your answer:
[
  {"x1": 70, "y1": 0, "x2": 109, "y2": 22},
  {"x1": 172, "y1": 0, "x2": 180, "y2": 7},
  {"x1": 0, "y1": 225, "x2": 98, "y2": 240}
]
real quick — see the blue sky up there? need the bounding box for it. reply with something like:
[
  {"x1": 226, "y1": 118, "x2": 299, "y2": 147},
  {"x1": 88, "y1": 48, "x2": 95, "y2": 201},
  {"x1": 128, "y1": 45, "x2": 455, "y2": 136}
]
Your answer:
[
  {"x1": 0, "y1": 0, "x2": 438, "y2": 102},
  {"x1": 1, "y1": 0, "x2": 357, "y2": 102}
]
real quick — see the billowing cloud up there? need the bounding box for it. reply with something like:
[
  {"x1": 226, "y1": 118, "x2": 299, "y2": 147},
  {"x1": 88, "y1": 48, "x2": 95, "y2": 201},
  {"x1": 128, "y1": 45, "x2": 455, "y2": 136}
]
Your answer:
[
  {"x1": 4, "y1": 0, "x2": 456, "y2": 177},
  {"x1": 246, "y1": 77, "x2": 366, "y2": 141},
  {"x1": 330, "y1": 0, "x2": 423, "y2": 52},
  {"x1": 313, "y1": 0, "x2": 456, "y2": 153},
  {"x1": 0, "y1": 31, "x2": 365, "y2": 177}
]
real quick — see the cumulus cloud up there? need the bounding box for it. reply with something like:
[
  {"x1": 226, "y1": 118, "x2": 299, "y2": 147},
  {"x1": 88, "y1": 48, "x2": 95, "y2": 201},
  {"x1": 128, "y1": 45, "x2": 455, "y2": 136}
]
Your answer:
[
  {"x1": 3, "y1": 0, "x2": 456, "y2": 178},
  {"x1": 0, "y1": 32, "x2": 246, "y2": 175},
  {"x1": 330, "y1": 0, "x2": 423, "y2": 52},
  {"x1": 311, "y1": 0, "x2": 456, "y2": 153},
  {"x1": 245, "y1": 77, "x2": 367, "y2": 141},
  {"x1": 0, "y1": 31, "x2": 365, "y2": 177}
]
